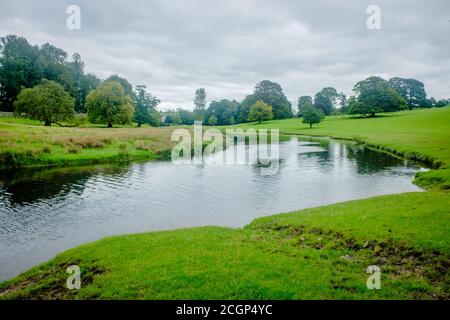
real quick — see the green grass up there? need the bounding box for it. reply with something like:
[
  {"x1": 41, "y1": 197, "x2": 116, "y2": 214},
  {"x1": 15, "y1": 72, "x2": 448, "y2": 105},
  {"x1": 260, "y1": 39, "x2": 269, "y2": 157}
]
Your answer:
[
  {"x1": 1, "y1": 108, "x2": 449, "y2": 299},
  {"x1": 0, "y1": 117, "x2": 176, "y2": 169},
  {"x1": 1, "y1": 192, "x2": 448, "y2": 299},
  {"x1": 225, "y1": 108, "x2": 450, "y2": 190}
]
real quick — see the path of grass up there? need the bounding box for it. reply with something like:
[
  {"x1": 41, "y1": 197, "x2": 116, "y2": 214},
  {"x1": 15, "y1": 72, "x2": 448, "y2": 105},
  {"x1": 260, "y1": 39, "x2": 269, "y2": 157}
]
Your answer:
[
  {"x1": 1, "y1": 192, "x2": 448, "y2": 299},
  {"x1": 226, "y1": 108, "x2": 450, "y2": 190}
]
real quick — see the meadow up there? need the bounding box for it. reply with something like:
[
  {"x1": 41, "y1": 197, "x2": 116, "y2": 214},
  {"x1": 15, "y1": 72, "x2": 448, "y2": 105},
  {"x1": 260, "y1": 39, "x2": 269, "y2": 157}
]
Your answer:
[{"x1": 0, "y1": 107, "x2": 449, "y2": 299}]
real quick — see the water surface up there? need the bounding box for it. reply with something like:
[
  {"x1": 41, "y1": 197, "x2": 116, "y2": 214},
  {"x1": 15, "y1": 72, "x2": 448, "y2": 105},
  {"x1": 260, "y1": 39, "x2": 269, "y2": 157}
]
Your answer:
[{"x1": 0, "y1": 137, "x2": 423, "y2": 280}]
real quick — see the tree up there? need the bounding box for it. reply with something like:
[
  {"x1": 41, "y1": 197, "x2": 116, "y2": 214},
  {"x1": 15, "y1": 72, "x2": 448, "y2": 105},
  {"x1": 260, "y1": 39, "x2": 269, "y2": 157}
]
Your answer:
[
  {"x1": 86, "y1": 80, "x2": 134, "y2": 128},
  {"x1": 351, "y1": 76, "x2": 407, "y2": 116},
  {"x1": 177, "y1": 108, "x2": 196, "y2": 125},
  {"x1": 133, "y1": 85, "x2": 160, "y2": 127},
  {"x1": 297, "y1": 96, "x2": 313, "y2": 117},
  {"x1": 206, "y1": 99, "x2": 239, "y2": 125},
  {"x1": 239, "y1": 80, "x2": 293, "y2": 122},
  {"x1": 106, "y1": 75, "x2": 134, "y2": 99},
  {"x1": 247, "y1": 100, "x2": 273, "y2": 124},
  {"x1": 314, "y1": 92, "x2": 333, "y2": 115},
  {"x1": 207, "y1": 114, "x2": 218, "y2": 126},
  {"x1": 302, "y1": 107, "x2": 323, "y2": 128},
  {"x1": 13, "y1": 79, "x2": 74, "y2": 126},
  {"x1": 388, "y1": 77, "x2": 427, "y2": 109},
  {"x1": 347, "y1": 97, "x2": 382, "y2": 117},
  {"x1": 194, "y1": 88, "x2": 207, "y2": 121},
  {"x1": 0, "y1": 35, "x2": 42, "y2": 111}
]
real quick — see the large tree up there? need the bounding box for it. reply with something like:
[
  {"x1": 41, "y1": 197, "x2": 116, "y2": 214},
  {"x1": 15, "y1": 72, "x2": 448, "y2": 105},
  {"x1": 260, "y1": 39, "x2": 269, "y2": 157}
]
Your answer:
[
  {"x1": 388, "y1": 77, "x2": 427, "y2": 109},
  {"x1": 205, "y1": 99, "x2": 239, "y2": 125},
  {"x1": 13, "y1": 79, "x2": 75, "y2": 126},
  {"x1": 247, "y1": 100, "x2": 273, "y2": 124},
  {"x1": 106, "y1": 74, "x2": 134, "y2": 98},
  {"x1": 86, "y1": 80, "x2": 134, "y2": 127},
  {"x1": 0, "y1": 35, "x2": 42, "y2": 111},
  {"x1": 133, "y1": 85, "x2": 160, "y2": 127},
  {"x1": 350, "y1": 76, "x2": 407, "y2": 116},
  {"x1": 297, "y1": 95, "x2": 313, "y2": 117},
  {"x1": 239, "y1": 80, "x2": 293, "y2": 122}
]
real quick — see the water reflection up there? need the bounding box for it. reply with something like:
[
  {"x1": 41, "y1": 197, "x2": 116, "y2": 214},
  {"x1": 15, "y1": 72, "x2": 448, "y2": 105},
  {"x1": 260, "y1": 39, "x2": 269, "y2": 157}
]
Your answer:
[{"x1": 0, "y1": 136, "x2": 423, "y2": 281}]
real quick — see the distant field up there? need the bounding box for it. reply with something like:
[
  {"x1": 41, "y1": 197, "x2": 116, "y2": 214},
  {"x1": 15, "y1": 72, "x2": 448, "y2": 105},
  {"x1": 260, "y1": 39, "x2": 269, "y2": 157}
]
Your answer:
[{"x1": 226, "y1": 108, "x2": 450, "y2": 190}]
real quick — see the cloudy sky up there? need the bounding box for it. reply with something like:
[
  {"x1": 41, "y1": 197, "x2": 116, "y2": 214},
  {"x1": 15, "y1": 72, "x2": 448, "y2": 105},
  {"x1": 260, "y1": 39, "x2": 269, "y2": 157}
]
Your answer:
[{"x1": 1, "y1": 0, "x2": 449, "y2": 110}]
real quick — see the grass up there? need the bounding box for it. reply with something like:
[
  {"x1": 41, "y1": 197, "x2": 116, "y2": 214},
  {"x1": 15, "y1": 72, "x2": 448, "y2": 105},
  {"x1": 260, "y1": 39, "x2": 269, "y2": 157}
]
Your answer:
[
  {"x1": 1, "y1": 192, "x2": 448, "y2": 299},
  {"x1": 225, "y1": 107, "x2": 450, "y2": 190},
  {"x1": 0, "y1": 117, "x2": 176, "y2": 169},
  {"x1": 0, "y1": 108, "x2": 449, "y2": 299}
]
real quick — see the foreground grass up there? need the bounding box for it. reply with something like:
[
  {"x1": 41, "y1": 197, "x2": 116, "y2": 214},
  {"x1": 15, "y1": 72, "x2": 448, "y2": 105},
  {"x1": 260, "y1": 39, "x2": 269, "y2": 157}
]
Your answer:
[
  {"x1": 0, "y1": 118, "x2": 176, "y2": 169},
  {"x1": 1, "y1": 192, "x2": 448, "y2": 299},
  {"x1": 226, "y1": 108, "x2": 450, "y2": 190}
]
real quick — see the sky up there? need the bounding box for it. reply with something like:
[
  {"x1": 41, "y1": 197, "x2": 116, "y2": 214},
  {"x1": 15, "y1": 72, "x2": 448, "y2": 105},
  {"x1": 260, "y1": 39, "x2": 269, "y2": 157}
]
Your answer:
[{"x1": 1, "y1": 0, "x2": 449, "y2": 110}]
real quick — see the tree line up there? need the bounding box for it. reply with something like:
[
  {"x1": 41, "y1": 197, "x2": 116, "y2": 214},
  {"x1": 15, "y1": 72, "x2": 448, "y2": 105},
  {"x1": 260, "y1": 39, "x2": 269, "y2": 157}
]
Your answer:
[{"x1": 1, "y1": 35, "x2": 448, "y2": 128}]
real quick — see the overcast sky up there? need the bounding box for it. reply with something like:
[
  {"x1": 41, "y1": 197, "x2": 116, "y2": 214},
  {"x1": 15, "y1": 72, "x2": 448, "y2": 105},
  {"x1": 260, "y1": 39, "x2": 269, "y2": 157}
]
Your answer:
[{"x1": 1, "y1": 0, "x2": 449, "y2": 110}]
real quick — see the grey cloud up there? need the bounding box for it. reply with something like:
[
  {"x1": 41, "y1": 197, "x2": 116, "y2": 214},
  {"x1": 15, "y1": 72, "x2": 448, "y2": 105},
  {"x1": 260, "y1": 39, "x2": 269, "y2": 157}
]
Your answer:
[{"x1": 0, "y1": 0, "x2": 449, "y2": 109}]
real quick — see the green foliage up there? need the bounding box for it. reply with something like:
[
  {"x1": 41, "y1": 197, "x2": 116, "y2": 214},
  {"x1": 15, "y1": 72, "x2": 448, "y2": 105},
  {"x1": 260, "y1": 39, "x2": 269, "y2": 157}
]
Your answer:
[
  {"x1": 297, "y1": 96, "x2": 313, "y2": 117},
  {"x1": 0, "y1": 35, "x2": 100, "y2": 113},
  {"x1": 194, "y1": 88, "x2": 207, "y2": 121},
  {"x1": 133, "y1": 85, "x2": 160, "y2": 127},
  {"x1": 86, "y1": 81, "x2": 134, "y2": 128},
  {"x1": 239, "y1": 80, "x2": 293, "y2": 122},
  {"x1": 206, "y1": 99, "x2": 239, "y2": 125},
  {"x1": 302, "y1": 107, "x2": 323, "y2": 128},
  {"x1": 247, "y1": 100, "x2": 273, "y2": 123},
  {"x1": 1, "y1": 192, "x2": 448, "y2": 299},
  {"x1": 350, "y1": 76, "x2": 407, "y2": 116},
  {"x1": 207, "y1": 114, "x2": 218, "y2": 126},
  {"x1": 313, "y1": 89, "x2": 336, "y2": 115},
  {"x1": 388, "y1": 77, "x2": 427, "y2": 109},
  {"x1": 13, "y1": 79, "x2": 75, "y2": 126}
]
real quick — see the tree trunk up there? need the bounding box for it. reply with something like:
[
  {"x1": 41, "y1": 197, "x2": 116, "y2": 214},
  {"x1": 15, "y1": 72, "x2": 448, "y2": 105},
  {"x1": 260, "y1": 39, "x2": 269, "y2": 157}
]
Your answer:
[
  {"x1": 137, "y1": 122, "x2": 142, "y2": 128},
  {"x1": 44, "y1": 120, "x2": 51, "y2": 126},
  {"x1": 309, "y1": 123, "x2": 312, "y2": 128},
  {"x1": 370, "y1": 112, "x2": 375, "y2": 117},
  {"x1": 108, "y1": 122, "x2": 113, "y2": 128}
]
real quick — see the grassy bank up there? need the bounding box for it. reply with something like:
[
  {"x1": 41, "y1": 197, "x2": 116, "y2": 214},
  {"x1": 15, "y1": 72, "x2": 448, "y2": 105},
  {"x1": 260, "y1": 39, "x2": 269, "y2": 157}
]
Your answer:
[
  {"x1": 226, "y1": 108, "x2": 450, "y2": 190},
  {"x1": 1, "y1": 192, "x2": 448, "y2": 299},
  {"x1": 0, "y1": 117, "x2": 175, "y2": 169}
]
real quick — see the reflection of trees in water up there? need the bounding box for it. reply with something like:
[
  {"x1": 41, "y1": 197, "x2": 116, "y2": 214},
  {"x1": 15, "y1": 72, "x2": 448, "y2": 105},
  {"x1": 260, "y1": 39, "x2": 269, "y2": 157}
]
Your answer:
[
  {"x1": 345, "y1": 145, "x2": 404, "y2": 174},
  {"x1": 0, "y1": 164, "x2": 131, "y2": 206},
  {"x1": 298, "y1": 139, "x2": 404, "y2": 174}
]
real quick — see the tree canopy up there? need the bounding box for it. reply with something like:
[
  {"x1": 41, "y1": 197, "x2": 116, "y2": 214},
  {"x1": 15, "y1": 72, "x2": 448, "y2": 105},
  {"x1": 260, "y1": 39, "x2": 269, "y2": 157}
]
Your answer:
[
  {"x1": 239, "y1": 80, "x2": 293, "y2": 122},
  {"x1": 302, "y1": 107, "x2": 323, "y2": 128},
  {"x1": 297, "y1": 96, "x2": 313, "y2": 117},
  {"x1": 133, "y1": 85, "x2": 160, "y2": 127},
  {"x1": 13, "y1": 79, "x2": 75, "y2": 126},
  {"x1": 388, "y1": 77, "x2": 427, "y2": 109},
  {"x1": 0, "y1": 35, "x2": 100, "y2": 112},
  {"x1": 351, "y1": 76, "x2": 407, "y2": 116},
  {"x1": 86, "y1": 80, "x2": 134, "y2": 127},
  {"x1": 247, "y1": 100, "x2": 273, "y2": 124}
]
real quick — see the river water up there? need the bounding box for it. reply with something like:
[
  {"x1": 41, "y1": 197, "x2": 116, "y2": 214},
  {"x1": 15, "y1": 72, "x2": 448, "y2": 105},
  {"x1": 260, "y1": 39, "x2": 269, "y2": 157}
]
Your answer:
[{"x1": 0, "y1": 136, "x2": 423, "y2": 280}]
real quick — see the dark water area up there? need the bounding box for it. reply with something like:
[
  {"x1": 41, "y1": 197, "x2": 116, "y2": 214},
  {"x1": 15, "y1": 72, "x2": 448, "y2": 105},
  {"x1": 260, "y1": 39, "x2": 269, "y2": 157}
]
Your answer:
[{"x1": 0, "y1": 136, "x2": 423, "y2": 281}]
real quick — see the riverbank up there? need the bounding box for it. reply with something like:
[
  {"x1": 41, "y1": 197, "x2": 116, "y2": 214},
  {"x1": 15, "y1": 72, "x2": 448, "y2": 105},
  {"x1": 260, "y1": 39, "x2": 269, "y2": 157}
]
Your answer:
[
  {"x1": 0, "y1": 108, "x2": 449, "y2": 299},
  {"x1": 0, "y1": 118, "x2": 175, "y2": 169},
  {"x1": 1, "y1": 192, "x2": 448, "y2": 299}
]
